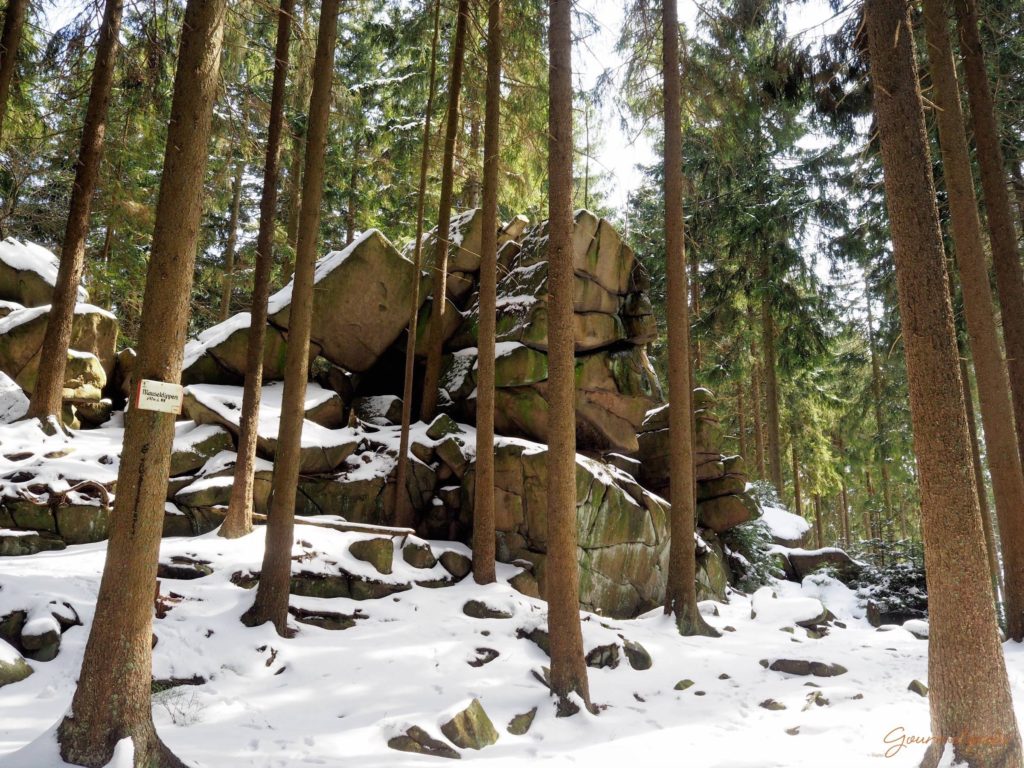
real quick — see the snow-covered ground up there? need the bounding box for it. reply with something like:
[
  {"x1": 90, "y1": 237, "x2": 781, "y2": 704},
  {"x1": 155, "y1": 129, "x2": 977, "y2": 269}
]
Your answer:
[{"x1": 1, "y1": 523, "x2": 1014, "y2": 767}]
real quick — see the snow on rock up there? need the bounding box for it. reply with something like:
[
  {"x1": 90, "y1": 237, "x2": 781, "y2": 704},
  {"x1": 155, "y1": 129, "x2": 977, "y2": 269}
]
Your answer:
[
  {"x1": 0, "y1": 371, "x2": 28, "y2": 423},
  {"x1": 759, "y1": 503, "x2": 811, "y2": 546},
  {"x1": 0, "y1": 238, "x2": 88, "y2": 307},
  {"x1": 750, "y1": 586, "x2": 828, "y2": 627}
]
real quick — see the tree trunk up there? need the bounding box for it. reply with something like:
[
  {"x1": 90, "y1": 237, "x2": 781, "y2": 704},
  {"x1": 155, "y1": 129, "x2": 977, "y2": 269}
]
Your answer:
[
  {"x1": 691, "y1": 249, "x2": 700, "y2": 370},
  {"x1": 219, "y1": 159, "x2": 244, "y2": 322},
  {"x1": 865, "y1": 282, "x2": 893, "y2": 519},
  {"x1": 283, "y1": 125, "x2": 303, "y2": 280},
  {"x1": 960, "y1": 352, "x2": 1004, "y2": 608},
  {"x1": 26, "y1": 0, "x2": 123, "y2": 421},
  {"x1": 393, "y1": 0, "x2": 442, "y2": 530},
  {"x1": 749, "y1": 325, "x2": 766, "y2": 479},
  {"x1": 839, "y1": 474, "x2": 850, "y2": 546},
  {"x1": 56, "y1": 1, "x2": 227, "y2": 765},
  {"x1": 0, "y1": 0, "x2": 27, "y2": 148},
  {"x1": 813, "y1": 494, "x2": 823, "y2": 549},
  {"x1": 662, "y1": 0, "x2": 716, "y2": 640},
  {"x1": 345, "y1": 135, "x2": 359, "y2": 245},
  {"x1": 865, "y1": 0, "x2": 1023, "y2": 762},
  {"x1": 790, "y1": 428, "x2": 802, "y2": 519},
  {"x1": 761, "y1": 294, "x2": 783, "y2": 495},
  {"x1": 924, "y1": 0, "x2": 1024, "y2": 639},
  {"x1": 737, "y1": 379, "x2": 747, "y2": 461},
  {"x1": 419, "y1": 0, "x2": 470, "y2": 422},
  {"x1": 1011, "y1": 162, "x2": 1024, "y2": 241},
  {"x1": 546, "y1": 0, "x2": 592, "y2": 710},
  {"x1": 954, "y1": 0, "x2": 1024, "y2": 474},
  {"x1": 472, "y1": 0, "x2": 501, "y2": 586},
  {"x1": 244, "y1": 0, "x2": 340, "y2": 636},
  {"x1": 219, "y1": 0, "x2": 294, "y2": 541}
]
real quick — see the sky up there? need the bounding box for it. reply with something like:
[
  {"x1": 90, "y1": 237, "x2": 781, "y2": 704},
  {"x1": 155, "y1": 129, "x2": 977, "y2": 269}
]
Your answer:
[{"x1": 575, "y1": 0, "x2": 853, "y2": 211}]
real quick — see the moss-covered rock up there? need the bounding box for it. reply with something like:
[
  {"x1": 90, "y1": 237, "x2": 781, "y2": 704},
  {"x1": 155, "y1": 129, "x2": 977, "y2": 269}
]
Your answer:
[{"x1": 440, "y1": 699, "x2": 499, "y2": 750}]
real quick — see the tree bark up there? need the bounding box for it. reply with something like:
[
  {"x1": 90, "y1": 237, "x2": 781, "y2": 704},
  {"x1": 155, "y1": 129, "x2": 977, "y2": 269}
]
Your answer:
[
  {"x1": 662, "y1": 0, "x2": 716, "y2": 640},
  {"x1": 472, "y1": 0, "x2": 501, "y2": 585},
  {"x1": 0, "y1": 0, "x2": 27, "y2": 148},
  {"x1": 924, "y1": 0, "x2": 1024, "y2": 639},
  {"x1": 393, "y1": 0, "x2": 442, "y2": 530},
  {"x1": 865, "y1": 0, "x2": 1023, "y2": 762},
  {"x1": 56, "y1": 1, "x2": 226, "y2": 764},
  {"x1": 813, "y1": 494, "x2": 823, "y2": 549},
  {"x1": 244, "y1": 0, "x2": 340, "y2": 636},
  {"x1": 790, "y1": 427, "x2": 802, "y2": 519},
  {"x1": 420, "y1": 0, "x2": 470, "y2": 421},
  {"x1": 220, "y1": 0, "x2": 294, "y2": 540},
  {"x1": 283, "y1": 125, "x2": 303, "y2": 279},
  {"x1": 545, "y1": 0, "x2": 591, "y2": 710},
  {"x1": 954, "y1": 0, "x2": 1024, "y2": 475},
  {"x1": 219, "y1": 159, "x2": 245, "y2": 322},
  {"x1": 865, "y1": 281, "x2": 893, "y2": 519},
  {"x1": 737, "y1": 379, "x2": 747, "y2": 461},
  {"x1": 27, "y1": 0, "x2": 123, "y2": 421},
  {"x1": 345, "y1": 135, "x2": 359, "y2": 245},
  {"x1": 749, "y1": 323, "x2": 766, "y2": 479},
  {"x1": 761, "y1": 294, "x2": 783, "y2": 495},
  {"x1": 839, "y1": 474, "x2": 850, "y2": 546}
]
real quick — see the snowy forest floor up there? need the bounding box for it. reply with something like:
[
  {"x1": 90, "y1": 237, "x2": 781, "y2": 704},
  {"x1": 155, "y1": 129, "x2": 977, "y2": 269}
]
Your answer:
[{"x1": 0, "y1": 523, "x2": 1008, "y2": 767}]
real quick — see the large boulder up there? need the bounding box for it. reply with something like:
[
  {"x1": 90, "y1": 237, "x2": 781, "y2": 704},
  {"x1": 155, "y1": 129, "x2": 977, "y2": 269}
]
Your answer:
[
  {"x1": 268, "y1": 229, "x2": 426, "y2": 373},
  {"x1": 0, "y1": 239, "x2": 88, "y2": 308},
  {"x1": 0, "y1": 304, "x2": 118, "y2": 393},
  {"x1": 182, "y1": 383, "x2": 354, "y2": 473},
  {"x1": 181, "y1": 312, "x2": 311, "y2": 385}
]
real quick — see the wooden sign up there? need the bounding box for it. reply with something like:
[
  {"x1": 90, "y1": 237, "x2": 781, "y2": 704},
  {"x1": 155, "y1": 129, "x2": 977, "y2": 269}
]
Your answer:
[{"x1": 135, "y1": 379, "x2": 184, "y2": 414}]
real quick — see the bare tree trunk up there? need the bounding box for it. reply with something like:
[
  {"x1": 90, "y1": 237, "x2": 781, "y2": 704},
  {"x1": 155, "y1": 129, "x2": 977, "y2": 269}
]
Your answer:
[
  {"x1": 954, "y1": 0, "x2": 1024, "y2": 474},
  {"x1": 663, "y1": 0, "x2": 716, "y2": 640},
  {"x1": 924, "y1": 0, "x2": 1024, "y2": 639},
  {"x1": 691, "y1": 250, "x2": 700, "y2": 370},
  {"x1": 393, "y1": 0, "x2": 442, "y2": 530},
  {"x1": 813, "y1": 494, "x2": 823, "y2": 549},
  {"x1": 761, "y1": 294, "x2": 783, "y2": 495},
  {"x1": 865, "y1": 0, "x2": 1023, "y2": 762},
  {"x1": 27, "y1": 0, "x2": 123, "y2": 421},
  {"x1": 1011, "y1": 162, "x2": 1024, "y2": 241},
  {"x1": 283, "y1": 125, "x2": 303, "y2": 280},
  {"x1": 0, "y1": 0, "x2": 27, "y2": 148},
  {"x1": 749, "y1": 325, "x2": 766, "y2": 479},
  {"x1": 420, "y1": 0, "x2": 470, "y2": 421},
  {"x1": 472, "y1": 0, "x2": 501, "y2": 586},
  {"x1": 546, "y1": 0, "x2": 592, "y2": 710},
  {"x1": 219, "y1": 159, "x2": 245, "y2": 322},
  {"x1": 220, "y1": 0, "x2": 294, "y2": 540},
  {"x1": 790, "y1": 427, "x2": 802, "y2": 519},
  {"x1": 865, "y1": 282, "x2": 893, "y2": 520},
  {"x1": 345, "y1": 135, "x2": 359, "y2": 245},
  {"x1": 737, "y1": 379, "x2": 747, "y2": 460},
  {"x1": 244, "y1": 0, "x2": 340, "y2": 636},
  {"x1": 56, "y1": 2, "x2": 226, "y2": 764},
  {"x1": 839, "y1": 474, "x2": 850, "y2": 547}
]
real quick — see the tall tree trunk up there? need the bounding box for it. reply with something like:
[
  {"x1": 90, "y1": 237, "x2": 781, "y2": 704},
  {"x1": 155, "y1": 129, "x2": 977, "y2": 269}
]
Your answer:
[
  {"x1": 283, "y1": 125, "x2": 303, "y2": 279},
  {"x1": 925, "y1": 0, "x2": 1024, "y2": 637},
  {"x1": 954, "y1": 0, "x2": 1024, "y2": 472},
  {"x1": 749, "y1": 324, "x2": 766, "y2": 478},
  {"x1": 1011, "y1": 162, "x2": 1024, "y2": 240},
  {"x1": 244, "y1": 0, "x2": 340, "y2": 635},
  {"x1": 761, "y1": 294, "x2": 783, "y2": 495},
  {"x1": 813, "y1": 494, "x2": 823, "y2": 549},
  {"x1": 56, "y1": 1, "x2": 226, "y2": 764},
  {"x1": 865, "y1": 0, "x2": 1023, "y2": 762},
  {"x1": 960, "y1": 352, "x2": 1005, "y2": 607},
  {"x1": 790, "y1": 428, "x2": 802, "y2": 519},
  {"x1": 419, "y1": 0, "x2": 470, "y2": 421},
  {"x1": 737, "y1": 379, "x2": 747, "y2": 461},
  {"x1": 464, "y1": 113, "x2": 481, "y2": 208},
  {"x1": 839, "y1": 473, "x2": 850, "y2": 546},
  {"x1": 472, "y1": 0, "x2": 501, "y2": 585},
  {"x1": 546, "y1": 0, "x2": 591, "y2": 710},
  {"x1": 345, "y1": 135, "x2": 359, "y2": 245},
  {"x1": 865, "y1": 282, "x2": 893, "y2": 519},
  {"x1": 219, "y1": 159, "x2": 244, "y2": 322},
  {"x1": 691, "y1": 250, "x2": 700, "y2": 370},
  {"x1": 662, "y1": 0, "x2": 716, "y2": 640},
  {"x1": 219, "y1": 0, "x2": 294, "y2": 540},
  {"x1": 393, "y1": 0, "x2": 442, "y2": 530},
  {"x1": 0, "y1": 0, "x2": 27, "y2": 148},
  {"x1": 26, "y1": 0, "x2": 123, "y2": 421}
]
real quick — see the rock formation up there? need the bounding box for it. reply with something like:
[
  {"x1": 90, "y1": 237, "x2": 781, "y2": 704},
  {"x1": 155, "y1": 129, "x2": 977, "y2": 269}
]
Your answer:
[{"x1": 0, "y1": 213, "x2": 764, "y2": 618}]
